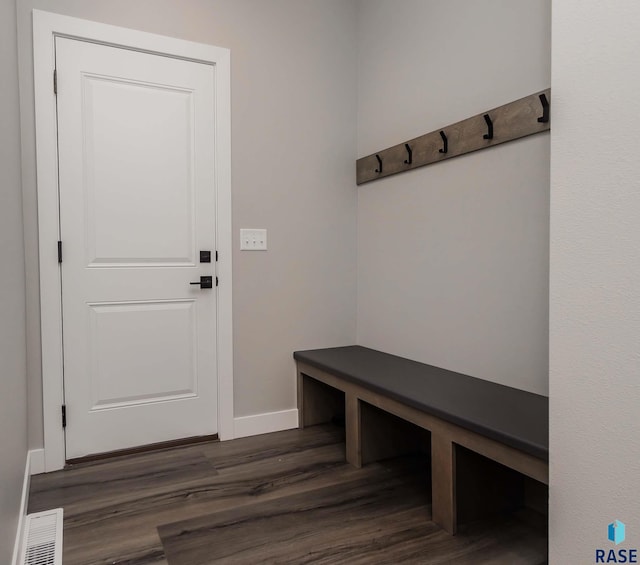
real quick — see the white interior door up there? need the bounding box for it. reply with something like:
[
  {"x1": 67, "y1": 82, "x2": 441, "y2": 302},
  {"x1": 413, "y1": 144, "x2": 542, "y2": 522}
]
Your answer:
[{"x1": 56, "y1": 37, "x2": 218, "y2": 459}]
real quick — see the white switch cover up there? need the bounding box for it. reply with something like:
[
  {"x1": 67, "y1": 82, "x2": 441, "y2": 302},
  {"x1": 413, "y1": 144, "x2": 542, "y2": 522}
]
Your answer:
[{"x1": 240, "y1": 229, "x2": 268, "y2": 250}]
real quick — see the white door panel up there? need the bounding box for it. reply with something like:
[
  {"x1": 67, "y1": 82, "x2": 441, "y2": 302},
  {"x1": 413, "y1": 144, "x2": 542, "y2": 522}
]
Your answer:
[
  {"x1": 56, "y1": 37, "x2": 218, "y2": 459},
  {"x1": 83, "y1": 74, "x2": 195, "y2": 266},
  {"x1": 87, "y1": 300, "x2": 198, "y2": 409}
]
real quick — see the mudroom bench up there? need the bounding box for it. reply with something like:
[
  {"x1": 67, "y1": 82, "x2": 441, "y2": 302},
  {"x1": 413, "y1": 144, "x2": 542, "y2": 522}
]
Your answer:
[{"x1": 293, "y1": 346, "x2": 549, "y2": 535}]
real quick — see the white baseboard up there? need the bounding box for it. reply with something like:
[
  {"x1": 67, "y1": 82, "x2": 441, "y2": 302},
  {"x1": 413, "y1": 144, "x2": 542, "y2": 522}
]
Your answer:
[
  {"x1": 29, "y1": 449, "x2": 45, "y2": 476},
  {"x1": 234, "y1": 409, "x2": 299, "y2": 439},
  {"x1": 11, "y1": 452, "x2": 31, "y2": 565}
]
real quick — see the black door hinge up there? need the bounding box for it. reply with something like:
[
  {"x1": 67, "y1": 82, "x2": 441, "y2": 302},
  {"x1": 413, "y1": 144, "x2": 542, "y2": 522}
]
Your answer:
[
  {"x1": 58, "y1": 241, "x2": 62, "y2": 263},
  {"x1": 53, "y1": 69, "x2": 57, "y2": 95},
  {"x1": 61, "y1": 405, "x2": 67, "y2": 428}
]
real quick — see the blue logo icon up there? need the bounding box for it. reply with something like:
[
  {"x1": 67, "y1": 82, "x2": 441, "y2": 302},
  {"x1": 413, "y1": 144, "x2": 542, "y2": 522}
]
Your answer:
[
  {"x1": 596, "y1": 520, "x2": 636, "y2": 563},
  {"x1": 609, "y1": 520, "x2": 626, "y2": 546}
]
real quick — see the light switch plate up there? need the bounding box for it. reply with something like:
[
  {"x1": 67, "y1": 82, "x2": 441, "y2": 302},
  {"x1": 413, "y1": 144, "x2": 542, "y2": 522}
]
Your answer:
[{"x1": 240, "y1": 229, "x2": 267, "y2": 250}]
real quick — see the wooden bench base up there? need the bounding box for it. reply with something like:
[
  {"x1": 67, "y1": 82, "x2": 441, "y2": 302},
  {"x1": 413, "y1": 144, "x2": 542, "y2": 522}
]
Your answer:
[{"x1": 297, "y1": 362, "x2": 548, "y2": 535}]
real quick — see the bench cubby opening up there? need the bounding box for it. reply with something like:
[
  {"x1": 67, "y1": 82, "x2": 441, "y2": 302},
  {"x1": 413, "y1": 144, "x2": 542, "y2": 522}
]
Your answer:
[
  {"x1": 298, "y1": 373, "x2": 345, "y2": 428},
  {"x1": 455, "y1": 445, "x2": 548, "y2": 528},
  {"x1": 360, "y1": 400, "x2": 430, "y2": 466}
]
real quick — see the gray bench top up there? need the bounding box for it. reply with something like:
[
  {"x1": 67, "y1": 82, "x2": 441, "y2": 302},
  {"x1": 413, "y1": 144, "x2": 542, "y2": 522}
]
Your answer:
[{"x1": 294, "y1": 346, "x2": 548, "y2": 461}]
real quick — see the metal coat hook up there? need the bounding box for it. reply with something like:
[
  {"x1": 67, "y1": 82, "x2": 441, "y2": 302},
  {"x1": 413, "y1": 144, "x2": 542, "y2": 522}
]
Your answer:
[
  {"x1": 537, "y1": 93, "x2": 550, "y2": 123},
  {"x1": 483, "y1": 114, "x2": 494, "y2": 140},
  {"x1": 439, "y1": 130, "x2": 448, "y2": 154},
  {"x1": 375, "y1": 154, "x2": 383, "y2": 174},
  {"x1": 404, "y1": 144, "x2": 413, "y2": 165}
]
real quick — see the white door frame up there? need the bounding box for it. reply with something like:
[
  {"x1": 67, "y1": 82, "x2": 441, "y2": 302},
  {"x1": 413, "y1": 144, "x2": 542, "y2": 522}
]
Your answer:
[{"x1": 33, "y1": 10, "x2": 234, "y2": 472}]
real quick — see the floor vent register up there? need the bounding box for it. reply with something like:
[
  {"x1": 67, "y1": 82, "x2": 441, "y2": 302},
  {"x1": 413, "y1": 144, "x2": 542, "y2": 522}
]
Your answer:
[{"x1": 19, "y1": 509, "x2": 63, "y2": 565}]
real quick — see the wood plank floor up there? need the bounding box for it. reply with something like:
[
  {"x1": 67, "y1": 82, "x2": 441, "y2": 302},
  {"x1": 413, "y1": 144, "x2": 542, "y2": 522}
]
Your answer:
[{"x1": 28, "y1": 424, "x2": 547, "y2": 564}]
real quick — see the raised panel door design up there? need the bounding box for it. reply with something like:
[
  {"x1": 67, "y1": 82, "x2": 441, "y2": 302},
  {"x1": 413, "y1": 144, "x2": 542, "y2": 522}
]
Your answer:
[
  {"x1": 88, "y1": 300, "x2": 197, "y2": 410},
  {"x1": 56, "y1": 37, "x2": 218, "y2": 459},
  {"x1": 82, "y1": 75, "x2": 195, "y2": 267}
]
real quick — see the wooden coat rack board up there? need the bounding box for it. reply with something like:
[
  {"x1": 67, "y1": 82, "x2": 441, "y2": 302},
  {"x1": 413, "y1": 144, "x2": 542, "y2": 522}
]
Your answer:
[{"x1": 356, "y1": 88, "x2": 551, "y2": 185}]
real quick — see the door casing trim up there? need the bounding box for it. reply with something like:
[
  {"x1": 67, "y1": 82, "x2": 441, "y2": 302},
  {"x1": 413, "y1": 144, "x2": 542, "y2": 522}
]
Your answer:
[{"x1": 33, "y1": 9, "x2": 234, "y2": 472}]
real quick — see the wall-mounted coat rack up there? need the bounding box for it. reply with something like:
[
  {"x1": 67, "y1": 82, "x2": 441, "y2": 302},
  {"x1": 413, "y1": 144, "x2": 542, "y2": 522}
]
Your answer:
[{"x1": 356, "y1": 88, "x2": 550, "y2": 185}]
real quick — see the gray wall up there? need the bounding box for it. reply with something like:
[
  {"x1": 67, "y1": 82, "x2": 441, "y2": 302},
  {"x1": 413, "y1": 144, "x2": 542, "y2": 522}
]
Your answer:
[
  {"x1": 550, "y1": 0, "x2": 640, "y2": 560},
  {"x1": 0, "y1": 0, "x2": 28, "y2": 559},
  {"x1": 356, "y1": 0, "x2": 550, "y2": 395},
  {"x1": 17, "y1": 0, "x2": 358, "y2": 447}
]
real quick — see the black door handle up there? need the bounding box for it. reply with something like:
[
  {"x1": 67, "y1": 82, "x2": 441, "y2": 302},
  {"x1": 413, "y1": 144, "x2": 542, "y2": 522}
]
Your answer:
[{"x1": 190, "y1": 276, "x2": 213, "y2": 289}]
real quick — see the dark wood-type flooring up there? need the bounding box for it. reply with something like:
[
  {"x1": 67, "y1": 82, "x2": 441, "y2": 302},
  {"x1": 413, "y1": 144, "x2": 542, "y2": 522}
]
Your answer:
[{"x1": 28, "y1": 424, "x2": 547, "y2": 564}]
